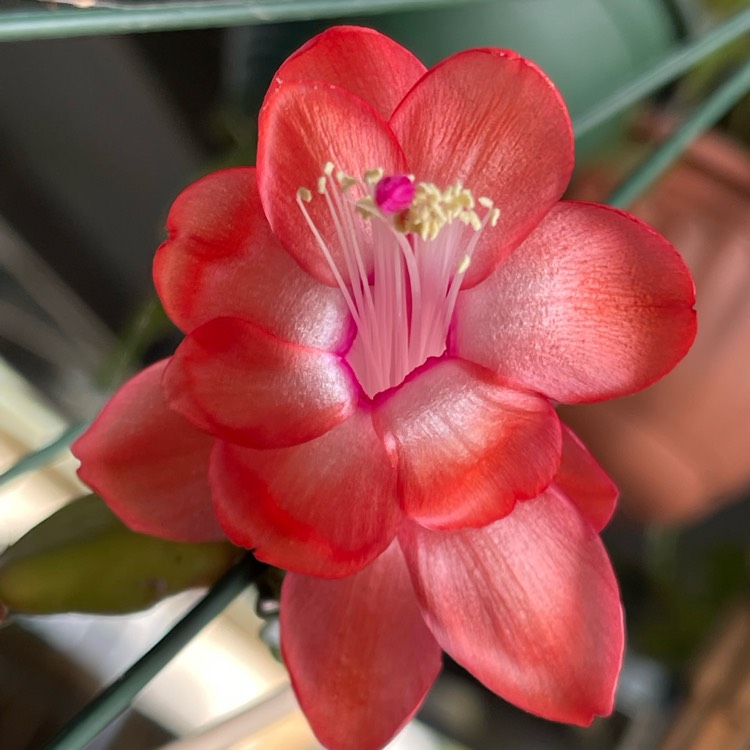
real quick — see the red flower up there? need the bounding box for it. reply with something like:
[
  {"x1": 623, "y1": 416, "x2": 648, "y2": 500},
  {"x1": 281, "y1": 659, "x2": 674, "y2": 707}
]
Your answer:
[{"x1": 73, "y1": 26, "x2": 696, "y2": 750}]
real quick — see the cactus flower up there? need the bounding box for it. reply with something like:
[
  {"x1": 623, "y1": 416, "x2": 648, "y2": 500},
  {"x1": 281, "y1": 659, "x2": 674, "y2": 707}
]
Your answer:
[{"x1": 73, "y1": 25, "x2": 696, "y2": 750}]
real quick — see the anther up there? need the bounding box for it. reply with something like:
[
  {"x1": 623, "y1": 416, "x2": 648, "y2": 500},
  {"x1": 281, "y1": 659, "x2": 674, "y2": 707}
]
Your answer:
[{"x1": 364, "y1": 168, "x2": 384, "y2": 184}]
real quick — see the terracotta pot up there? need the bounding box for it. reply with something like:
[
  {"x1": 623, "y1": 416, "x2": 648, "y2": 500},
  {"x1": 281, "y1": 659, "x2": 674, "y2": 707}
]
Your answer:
[{"x1": 563, "y1": 126, "x2": 750, "y2": 523}]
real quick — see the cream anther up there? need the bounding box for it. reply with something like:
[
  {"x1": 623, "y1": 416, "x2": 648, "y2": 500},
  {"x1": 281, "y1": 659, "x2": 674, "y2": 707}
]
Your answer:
[
  {"x1": 398, "y1": 181, "x2": 485, "y2": 241},
  {"x1": 364, "y1": 168, "x2": 384, "y2": 184}
]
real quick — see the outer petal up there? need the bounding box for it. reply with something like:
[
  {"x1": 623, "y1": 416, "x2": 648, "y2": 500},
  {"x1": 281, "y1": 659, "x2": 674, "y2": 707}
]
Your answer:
[
  {"x1": 267, "y1": 26, "x2": 426, "y2": 119},
  {"x1": 72, "y1": 360, "x2": 223, "y2": 542},
  {"x1": 163, "y1": 317, "x2": 358, "y2": 449},
  {"x1": 281, "y1": 542, "x2": 442, "y2": 750},
  {"x1": 400, "y1": 491, "x2": 624, "y2": 725},
  {"x1": 210, "y1": 411, "x2": 401, "y2": 578},
  {"x1": 258, "y1": 81, "x2": 408, "y2": 286},
  {"x1": 390, "y1": 48, "x2": 574, "y2": 287},
  {"x1": 154, "y1": 168, "x2": 351, "y2": 351},
  {"x1": 454, "y1": 202, "x2": 697, "y2": 402},
  {"x1": 557, "y1": 426, "x2": 618, "y2": 531},
  {"x1": 373, "y1": 359, "x2": 561, "y2": 530}
]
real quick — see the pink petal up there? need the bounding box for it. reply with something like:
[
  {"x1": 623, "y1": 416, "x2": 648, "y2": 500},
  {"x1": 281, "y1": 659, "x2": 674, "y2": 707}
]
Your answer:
[
  {"x1": 281, "y1": 541, "x2": 442, "y2": 750},
  {"x1": 210, "y1": 411, "x2": 401, "y2": 577},
  {"x1": 72, "y1": 360, "x2": 223, "y2": 542},
  {"x1": 400, "y1": 491, "x2": 624, "y2": 725},
  {"x1": 454, "y1": 201, "x2": 697, "y2": 402},
  {"x1": 154, "y1": 168, "x2": 351, "y2": 351},
  {"x1": 390, "y1": 48, "x2": 573, "y2": 287},
  {"x1": 258, "y1": 81, "x2": 408, "y2": 286},
  {"x1": 163, "y1": 317, "x2": 357, "y2": 449},
  {"x1": 267, "y1": 26, "x2": 426, "y2": 119},
  {"x1": 373, "y1": 359, "x2": 561, "y2": 529},
  {"x1": 556, "y1": 426, "x2": 618, "y2": 531}
]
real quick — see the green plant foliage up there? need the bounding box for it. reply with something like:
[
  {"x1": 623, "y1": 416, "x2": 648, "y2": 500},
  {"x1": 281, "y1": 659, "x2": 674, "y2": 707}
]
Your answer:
[
  {"x1": 620, "y1": 535, "x2": 750, "y2": 669},
  {"x1": 0, "y1": 494, "x2": 241, "y2": 616}
]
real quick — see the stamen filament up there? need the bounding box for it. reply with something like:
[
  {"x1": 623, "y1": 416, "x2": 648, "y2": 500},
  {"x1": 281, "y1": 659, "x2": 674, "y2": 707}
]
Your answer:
[{"x1": 297, "y1": 166, "x2": 497, "y2": 398}]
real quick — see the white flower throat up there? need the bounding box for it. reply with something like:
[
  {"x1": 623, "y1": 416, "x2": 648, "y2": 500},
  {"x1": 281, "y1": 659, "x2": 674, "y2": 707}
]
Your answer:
[{"x1": 297, "y1": 163, "x2": 499, "y2": 399}]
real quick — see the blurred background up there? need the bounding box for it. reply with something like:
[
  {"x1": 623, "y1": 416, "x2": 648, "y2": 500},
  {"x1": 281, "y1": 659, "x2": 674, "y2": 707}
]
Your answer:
[{"x1": 1, "y1": 0, "x2": 750, "y2": 747}]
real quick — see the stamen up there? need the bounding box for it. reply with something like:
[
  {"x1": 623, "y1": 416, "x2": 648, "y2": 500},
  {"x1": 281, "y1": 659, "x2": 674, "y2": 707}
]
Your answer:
[
  {"x1": 296, "y1": 163, "x2": 498, "y2": 398},
  {"x1": 364, "y1": 168, "x2": 384, "y2": 184}
]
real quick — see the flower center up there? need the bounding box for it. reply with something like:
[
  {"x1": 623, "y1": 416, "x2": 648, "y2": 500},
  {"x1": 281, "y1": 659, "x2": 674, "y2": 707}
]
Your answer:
[{"x1": 297, "y1": 163, "x2": 499, "y2": 398}]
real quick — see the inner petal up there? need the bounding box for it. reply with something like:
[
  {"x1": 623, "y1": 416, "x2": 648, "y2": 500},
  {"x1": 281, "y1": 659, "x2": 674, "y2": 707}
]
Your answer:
[{"x1": 297, "y1": 164, "x2": 499, "y2": 398}]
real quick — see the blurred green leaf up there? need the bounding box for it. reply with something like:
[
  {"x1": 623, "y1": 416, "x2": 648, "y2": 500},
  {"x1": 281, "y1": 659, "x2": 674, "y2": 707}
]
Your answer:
[
  {"x1": 622, "y1": 536, "x2": 750, "y2": 668},
  {"x1": 0, "y1": 494, "x2": 241, "y2": 616}
]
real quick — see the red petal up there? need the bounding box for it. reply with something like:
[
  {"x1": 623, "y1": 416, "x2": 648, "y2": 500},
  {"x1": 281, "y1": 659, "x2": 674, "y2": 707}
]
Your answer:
[
  {"x1": 72, "y1": 360, "x2": 223, "y2": 542},
  {"x1": 164, "y1": 317, "x2": 357, "y2": 449},
  {"x1": 373, "y1": 359, "x2": 561, "y2": 529},
  {"x1": 281, "y1": 542, "x2": 442, "y2": 750},
  {"x1": 556, "y1": 426, "x2": 618, "y2": 531},
  {"x1": 267, "y1": 26, "x2": 426, "y2": 119},
  {"x1": 454, "y1": 201, "x2": 697, "y2": 402},
  {"x1": 400, "y1": 491, "x2": 624, "y2": 725},
  {"x1": 258, "y1": 81, "x2": 408, "y2": 286},
  {"x1": 210, "y1": 411, "x2": 401, "y2": 577},
  {"x1": 390, "y1": 49, "x2": 573, "y2": 287},
  {"x1": 154, "y1": 168, "x2": 351, "y2": 351}
]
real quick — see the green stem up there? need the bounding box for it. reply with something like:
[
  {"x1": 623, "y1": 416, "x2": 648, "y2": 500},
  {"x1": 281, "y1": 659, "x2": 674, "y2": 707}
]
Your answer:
[
  {"x1": 0, "y1": 421, "x2": 87, "y2": 489},
  {"x1": 574, "y1": 7, "x2": 750, "y2": 137},
  {"x1": 42, "y1": 552, "x2": 266, "y2": 750},
  {"x1": 0, "y1": 0, "x2": 475, "y2": 41},
  {"x1": 607, "y1": 57, "x2": 750, "y2": 208}
]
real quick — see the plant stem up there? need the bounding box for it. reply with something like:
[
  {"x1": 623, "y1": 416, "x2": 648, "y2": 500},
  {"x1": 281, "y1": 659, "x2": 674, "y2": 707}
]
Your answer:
[
  {"x1": 574, "y1": 7, "x2": 750, "y2": 137},
  {"x1": 0, "y1": 0, "x2": 475, "y2": 41},
  {"x1": 607, "y1": 57, "x2": 750, "y2": 208},
  {"x1": 42, "y1": 553, "x2": 266, "y2": 750},
  {"x1": 0, "y1": 421, "x2": 87, "y2": 489}
]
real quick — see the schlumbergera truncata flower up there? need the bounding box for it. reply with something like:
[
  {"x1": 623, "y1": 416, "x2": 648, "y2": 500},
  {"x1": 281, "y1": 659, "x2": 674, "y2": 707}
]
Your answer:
[{"x1": 73, "y1": 26, "x2": 697, "y2": 750}]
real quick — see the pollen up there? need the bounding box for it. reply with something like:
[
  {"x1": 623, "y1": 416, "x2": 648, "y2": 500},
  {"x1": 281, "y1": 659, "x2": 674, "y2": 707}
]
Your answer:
[{"x1": 393, "y1": 181, "x2": 494, "y2": 241}]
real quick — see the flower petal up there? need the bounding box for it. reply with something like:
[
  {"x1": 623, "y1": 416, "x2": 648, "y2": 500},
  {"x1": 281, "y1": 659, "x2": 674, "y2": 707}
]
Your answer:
[
  {"x1": 454, "y1": 201, "x2": 697, "y2": 402},
  {"x1": 390, "y1": 48, "x2": 574, "y2": 287},
  {"x1": 400, "y1": 491, "x2": 624, "y2": 725},
  {"x1": 557, "y1": 426, "x2": 618, "y2": 531},
  {"x1": 258, "y1": 81, "x2": 408, "y2": 286},
  {"x1": 373, "y1": 359, "x2": 561, "y2": 530},
  {"x1": 72, "y1": 360, "x2": 223, "y2": 542},
  {"x1": 164, "y1": 317, "x2": 358, "y2": 449},
  {"x1": 154, "y1": 168, "x2": 351, "y2": 351},
  {"x1": 267, "y1": 26, "x2": 426, "y2": 119},
  {"x1": 210, "y1": 411, "x2": 400, "y2": 577},
  {"x1": 281, "y1": 541, "x2": 442, "y2": 750}
]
